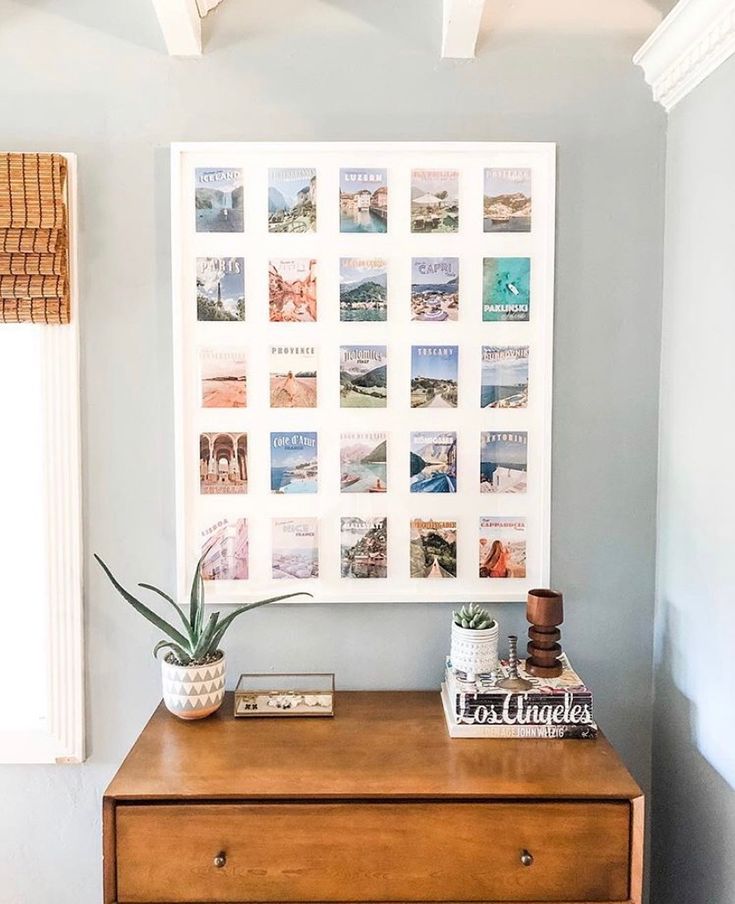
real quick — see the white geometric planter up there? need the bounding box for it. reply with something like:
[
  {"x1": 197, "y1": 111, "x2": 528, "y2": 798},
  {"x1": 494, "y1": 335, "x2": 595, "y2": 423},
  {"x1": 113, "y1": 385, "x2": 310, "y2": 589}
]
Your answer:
[
  {"x1": 450, "y1": 621, "x2": 499, "y2": 680},
  {"x1": 161, "y1": 652, "x2": 226, "y2": 720}
]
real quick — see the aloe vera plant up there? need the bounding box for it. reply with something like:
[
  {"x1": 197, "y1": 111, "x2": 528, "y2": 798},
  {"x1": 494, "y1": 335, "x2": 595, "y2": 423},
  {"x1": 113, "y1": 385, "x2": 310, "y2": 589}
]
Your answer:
[
  {"x1": 94, "y1": 552, "x2": 309, "y2": 666},
  {"x1": 452, "y1": 602, "x2": 495, "y2": 631}
]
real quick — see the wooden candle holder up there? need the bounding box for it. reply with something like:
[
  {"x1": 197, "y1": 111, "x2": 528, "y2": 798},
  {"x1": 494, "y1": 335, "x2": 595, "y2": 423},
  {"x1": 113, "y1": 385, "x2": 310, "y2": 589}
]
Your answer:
[{"x1": 526, "y1": 588, "x2": 564, "y2": 678}]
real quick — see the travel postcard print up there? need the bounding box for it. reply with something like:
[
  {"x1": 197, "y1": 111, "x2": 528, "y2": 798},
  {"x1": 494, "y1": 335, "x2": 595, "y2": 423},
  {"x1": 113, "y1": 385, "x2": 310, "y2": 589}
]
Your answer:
[
  {"x1": 200, "y1": 432, "x2": 247, "y2": 494},
  {"x1": 269, "y1": 258, "x2": 317, "y2": 322},
  {"x1": 482, "y1": 258, "x2": 531, "y2": 322},
  {"x1": 270, "y1": 345, "x2": 317, "y2": 408},
  {"x1": 201, "y1": 517, "x2": 248, "y2": 581},
  {"x1": 268, "y1": 168, "x2": 317, "y2": 233},
  {"x1": 270, "y1": 432, "x2": 318, "y2": 494},
  {"x1": 481, "y1": 346, "x2": 529, "y2": 408},
  {"x1": 195, "y1": 167, "x2": 243, "y2": 233},
  {"x1": 410, "y1": 431, "x2": 457, "y2": 493},
  {"x1": 196, "y1": 257, "x2": 244, "y2": 322},
  {"x1": 411, "y1": 257, "x2": 459, "y2": 322},
  {"x1": 479, "y1": 516, "x2": 526, "y2": 579},
  {"x1": 480, "y1": 431, "x2": 528, "y2": 493},
  {"x1": 410, "y1": 519, "x2": 457, "y2": 579},
  {"x1": 483, "y1": 167, "x2": 531, "y2": 233},
  {"x1": 410, "y1": 169, "x2": 459, "y2": 233},
  {"x1": 272, "y1": 517, "x2": 319, "y2": 579},
  {"x1": 340, "y1": 516, "x2": 388, "y2": 578},
  {"x1": 340, "y1": 432, "x2": 387, "y2": 494},
  {"x1": 339, "y1": 168, "x2": 388, "y2": 233},
  {"x1": 200, "y1": 349, "x2": 246, "y2": 408},
  {"x1": 411, "y1": 345, "x2": 458, "y2": 408},
  {"x1": 339, "y1": 345, "x2": 387, "y2": 408},
  {"x1": 340, "y1": 258, "x2": 387, "y2": 321}
]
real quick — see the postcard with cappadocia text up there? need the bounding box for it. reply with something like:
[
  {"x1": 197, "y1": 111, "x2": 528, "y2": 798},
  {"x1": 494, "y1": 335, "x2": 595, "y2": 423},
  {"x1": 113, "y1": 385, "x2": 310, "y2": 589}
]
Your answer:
[
  {"x1": 340, "y1": 345, "x2": 387, "y2": 408},
  {"x1": 195, "y1": 168, "x2": 243, "y2": 233},
  {"x1": 272, "y1": 518, "x2": 319, "y2": 579},
  {"x1": 340, "y1": 432, "x2": 387, "y2": 494},
  {"x1": 340, "y1": 517, "x2": 388, "y2": 579},
  {"x1": 411, "y1": 169, "x2": 459, "y2": 233},
  {"x1": 268, "y1": 168, "x2": 316, "y2": 233},
  {"x1": 411, "y1": 257, "x2": 459, "y2": 322},
  {"x1": 481, "y1": 346, "x2": 529, "y2": 408},
  {"x1": 410, "y1": 519, "x2": 457, "y2": 579},
  {"x1": 482, "y1": 258, "x2": 531, "y2": 322},
  {"x1": 483, "y1": 167, "x2": 531, "y2": 233},
  {"x1": 200, "y1": 349, "x2": 246, "y2": 408},
  {"x1": 201, "y1": 518, "x2": 249, "y2": 581},
  {"x1": 270, "y1": 432, "x2": 318, "y2": 494},
  {"x1": 340, "y1": 258, "x2": 387, "y2": 321},
  {"x1": 339, "y1": 168, "x2": 388, "y2": 233},
  {"x1": 269, "y1": 258, "x2": 317, "y2": 322},
  {"x1": 199, "y1": 432, "x2": 247, "y2": 495},
  {"x1": 410, "y1": 432, "x2": 457, "y2": 494},
  {"x1": 480, "y1": 431, "x2": 528, "y2": 494},
  {"x1": 411, "y1": 345, "x2": 458, "y2": 408},
  {"x1": 196, "y1": 257, "x2": 244, "y2": 322},
  {"x1": 270, "y1": 345, "x2": 317, "y2": 408},
  {"x1": 479, "y1": 517, "x2": 526, "y2": 580}
]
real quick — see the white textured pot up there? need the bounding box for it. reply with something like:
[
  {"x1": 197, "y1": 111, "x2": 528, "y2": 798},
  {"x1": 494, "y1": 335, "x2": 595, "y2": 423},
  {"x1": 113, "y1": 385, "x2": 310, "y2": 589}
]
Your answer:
[
  {"x1": 161, "y1": 652, "x2": 226, "y2": 720},
  {"x1": 450, "y1": 621, "x2": 499, "y2": 680}
]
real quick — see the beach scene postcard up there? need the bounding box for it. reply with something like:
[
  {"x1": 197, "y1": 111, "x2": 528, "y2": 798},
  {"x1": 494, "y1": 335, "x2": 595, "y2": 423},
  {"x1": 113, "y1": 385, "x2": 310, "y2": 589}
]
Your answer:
[
  {"x1": 200, "y1": 349, "x2": 247, "y2": 408},
  {"x1": 411, "y1": 257, "x2": 459, "y2": 322},
  {"x1": 410, "y1": 519, "x2": 457, "y2": 578},
  {"x1": 480, "y1": 431, "x2": 528, "y2": 493},
  {"x1": 196, "y1": 257, "x2": 244, "y2": 322},
  {"x1": 339, "y1": 168, "x2": 388, "y2": 233},
  {"x1": 340, "y1": 517, "x2": 388, "y2": 578},
  {"x1": 410, "y1": 345, "x2": 458, "y2": 408},
  {"x1": 410, "y1": 431, "x2": 457, "y2": 493},
  {"x1": 272, "y1": 517, "x2": 319, "y2": 579},
  {"x1": 481, "y1": 346, "x2": 529, "y2": 408},
  {"x1": 410, "y1": 169, "x2": 459, "y2": 233},
  {"x1": 339, "y1": 258, "x2": 387, "y2": 321},
  {"x1": 340, "y1": 345, "x2": 387, "y2": 407},
  {"x1": 479, "y1": 516, "x2": 526, "y2": 579},
  {"x1": 340, "y1": 432, "x2": 387, "y2": 494},
  {"x1": 195, "y1": 167, "x2": 243, "y2": 233},
  {"x1": 482, "y1": 257, "x2": 531, "y2": 322},
  {"x1": 270, "y1": 345, "x2": 317, "y2": 408},
  {"x1": 268, "y1": 168, "x2": 317, "y2": 233},
  {"x1": 483, "y1": 167, "x2": 531, "y2": 233},
  {"x1": 270, "y1": 432, "x2": 318, "y2": 494}
]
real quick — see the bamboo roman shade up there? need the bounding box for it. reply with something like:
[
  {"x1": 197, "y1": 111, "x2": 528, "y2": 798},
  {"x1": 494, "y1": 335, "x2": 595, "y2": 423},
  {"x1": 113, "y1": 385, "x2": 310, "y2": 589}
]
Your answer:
[{"x1": 0, "y1": 153, "x2": 70, "y2": 323}]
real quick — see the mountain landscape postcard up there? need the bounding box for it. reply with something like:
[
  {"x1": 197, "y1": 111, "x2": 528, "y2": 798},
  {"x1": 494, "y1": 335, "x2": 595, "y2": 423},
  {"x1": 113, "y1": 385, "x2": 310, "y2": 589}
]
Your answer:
[
  {"x1": 340, "y1": 345, "x2": 387, "y2": 407},
  {"x1": 483, "y1": 167, "x2": 531, "y2": 233},
  {"x1": 195, "y1": 167, "x2": 244, "y2": 233},
  {"x1": 340, "y1": 432, "x2": 387, "y2": 493},
  {"x1": 339, "y1": 168, "x2": 388, "y2": 233},
  {"x1": 340, "y1": 258, "x2": 387, "y2": 321},
  {"x1": 268, "y1": 167, "x2": 316, "y2": 233}
]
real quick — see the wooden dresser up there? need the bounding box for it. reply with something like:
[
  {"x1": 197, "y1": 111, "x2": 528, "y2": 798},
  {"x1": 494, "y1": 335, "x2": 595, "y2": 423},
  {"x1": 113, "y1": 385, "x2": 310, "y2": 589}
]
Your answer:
[{"x1": 103, "y1": 691, "x2": 643, "y2": 904}]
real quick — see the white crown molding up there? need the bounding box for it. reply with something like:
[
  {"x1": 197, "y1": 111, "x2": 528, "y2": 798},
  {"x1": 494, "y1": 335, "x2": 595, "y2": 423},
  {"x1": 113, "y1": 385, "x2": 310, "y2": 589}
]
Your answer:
[{"x1": 634, "y1": 0, "x2": 735, "y2": 111}]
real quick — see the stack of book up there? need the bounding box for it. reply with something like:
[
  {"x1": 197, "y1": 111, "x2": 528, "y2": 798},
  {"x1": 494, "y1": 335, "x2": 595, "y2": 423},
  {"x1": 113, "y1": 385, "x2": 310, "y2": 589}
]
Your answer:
[{"x1": 441, "y1": 653, "x2": 597, "y2": 739}]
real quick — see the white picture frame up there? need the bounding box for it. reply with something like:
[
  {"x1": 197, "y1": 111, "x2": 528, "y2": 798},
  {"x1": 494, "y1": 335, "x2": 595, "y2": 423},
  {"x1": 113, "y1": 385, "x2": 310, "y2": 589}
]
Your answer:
[{"x1": 171, "y1": 142, "x2": 555, "y2": 605}]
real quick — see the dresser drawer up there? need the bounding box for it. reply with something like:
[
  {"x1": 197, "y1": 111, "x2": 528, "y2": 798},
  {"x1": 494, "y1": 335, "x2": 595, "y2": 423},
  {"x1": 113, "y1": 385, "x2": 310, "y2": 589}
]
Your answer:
[{"x1": 116, "y1": 801, "x2": 630, "y2": 902}]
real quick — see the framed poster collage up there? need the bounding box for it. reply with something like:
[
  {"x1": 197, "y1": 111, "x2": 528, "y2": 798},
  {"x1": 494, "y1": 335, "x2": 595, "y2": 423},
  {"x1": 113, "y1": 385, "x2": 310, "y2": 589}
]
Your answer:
[{"x1": 171, "y1": 142, "x2": 555, "y2": 604}]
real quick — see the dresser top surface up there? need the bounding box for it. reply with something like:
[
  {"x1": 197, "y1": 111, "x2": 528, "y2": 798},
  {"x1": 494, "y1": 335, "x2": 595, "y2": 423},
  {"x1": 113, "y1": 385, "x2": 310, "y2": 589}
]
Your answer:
[{"x1": 105, "y1": 691, "x2": 641, "y2": 802}]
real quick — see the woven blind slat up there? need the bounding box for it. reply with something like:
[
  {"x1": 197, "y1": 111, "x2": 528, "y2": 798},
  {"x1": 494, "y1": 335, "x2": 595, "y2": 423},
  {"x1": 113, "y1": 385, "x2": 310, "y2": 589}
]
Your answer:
[
  {"x1": 0, "y1": 228, "x2": 63, "y2": 253},
  {"x1": 0, "y1": 252, "x2": 66, "y2": 276},
  {"x1": 0, "y1": 274, "x2": 67, "y2": 298},
  {"x1": 0, "y1": 154, "x2": 67, "y2": 230},
  {"x1": 0, "y1": 298, "x2": 68, "y2": 324}
]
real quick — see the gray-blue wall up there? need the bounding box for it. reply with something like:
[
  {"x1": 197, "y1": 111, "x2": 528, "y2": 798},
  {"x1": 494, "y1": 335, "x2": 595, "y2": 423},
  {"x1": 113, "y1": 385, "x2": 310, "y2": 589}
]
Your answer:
[
  {"x1": 0, "y1": 2, "x2": 664, "y2": 901},
  {"x1": 652, "y1": 51, "x2": 735, "y2": 904}
]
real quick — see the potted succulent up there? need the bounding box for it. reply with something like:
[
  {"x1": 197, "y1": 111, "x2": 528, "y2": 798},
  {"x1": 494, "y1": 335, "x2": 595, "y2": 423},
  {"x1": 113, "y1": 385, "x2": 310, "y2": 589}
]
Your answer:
[
  {"x1": 450, "y1": 603, "x2": 499, "y2": 681},
  {"x1": 95, "y1": 552, "x2": 307, "y2": 720}
]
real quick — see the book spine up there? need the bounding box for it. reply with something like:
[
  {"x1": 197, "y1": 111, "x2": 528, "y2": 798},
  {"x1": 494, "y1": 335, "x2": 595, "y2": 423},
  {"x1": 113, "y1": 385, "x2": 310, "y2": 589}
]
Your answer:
[
  {"x1": 455, "y1": 698, "x2": 595, "y2": 727},
  {"x1": 454, "y1": 723, "x2": 598, "y2": 739}
]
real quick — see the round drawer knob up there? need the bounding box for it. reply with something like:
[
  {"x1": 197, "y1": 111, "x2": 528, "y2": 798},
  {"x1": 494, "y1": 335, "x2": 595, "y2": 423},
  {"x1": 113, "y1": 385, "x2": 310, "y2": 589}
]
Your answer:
[
  {"x1": 213, "y1": 852, "x2": 227, "y2": 869},
  {"x1": 520, "y1": 849, "x2": 534, "y2": 867}
]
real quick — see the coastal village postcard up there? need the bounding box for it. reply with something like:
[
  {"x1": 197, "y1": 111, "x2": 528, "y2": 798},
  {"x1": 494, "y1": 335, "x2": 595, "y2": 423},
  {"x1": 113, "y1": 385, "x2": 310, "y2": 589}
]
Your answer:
[
  {"x1": 199, "y1": 432, "x2": 247, "y2": 494},
  {"x1": 482, "y1": 257, "x2": 531, "y2": 321},
  {"x1": 339, "y1": 168, "x2": 388, "y2": 233},
  {"x1": 340, "y1": 345, "x2": 387, "y2": 407},
  {"x1": 411, "y1": 345, "x2": 458, "y2": 408},
  {"x1": 410, "y1": 169, "x2": 459, "y2": 233},
  {"x1": 410, "y1": 432, "x2": 457, "y2": 493},
  {"x1": 410, "y1": 519, "x2": 457, "y2": 578},
  {"x1": 270, "y1": 432, "x2": 318, "y2": 494},
  {"x1": 270, "y1": 345, "x2": 317, "y2": 408},
  {"x1": 339, "y1": 258, "x2": 387, "y2": 321},
  {"x1": 268, "y1": 168, "x2": 316, "y2": 233},
  {"x1": 195, "y1": 167, "x2": 243, "y2": 233},
  {"x1": 483, "y1": 167, "x2": 531, "y2": 233},
  {"x1": 481, "y1": 346, "x2": 529, "y2": 408},
  {"x1": 196, "y1": 257, "x2": 244, "y2": 322},
  {"x1": 411, "y1": 257, "x2": 459, "y2": 322},
  {"x1": 340, "y1": 432, "x2": 387, "y2": 494},
  {"x1": 479, "y1": 516, "x2": 526, "y2": 579},
  {"x1": 200, "y1": 349, "x2": 247, "y2": 408},
  {"x1": 269, "y1": 258, "x2": 317, "y2": 322},
  {"x1": 201, "y1": 518, "x2": 249, "y2": 581},
  {"x1": 271, "y1": 518, "x2": 319, "y2": 579},
  {"x1": 480, "y1": 431, "x2": 528, "y2": 493},
  {"x1": 340, "y1": 517, "x2": 388, "y2": 578}
]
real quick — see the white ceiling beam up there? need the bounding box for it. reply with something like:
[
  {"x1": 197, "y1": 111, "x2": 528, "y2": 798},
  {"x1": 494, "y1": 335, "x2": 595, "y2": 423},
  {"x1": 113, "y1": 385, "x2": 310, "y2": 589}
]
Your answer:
[
  {"x1": 151, "y1": 0, "x2": 203, "y2": 56},
  {"x1": 442, "y1": 0, "x2": 486, "y2": 59}
]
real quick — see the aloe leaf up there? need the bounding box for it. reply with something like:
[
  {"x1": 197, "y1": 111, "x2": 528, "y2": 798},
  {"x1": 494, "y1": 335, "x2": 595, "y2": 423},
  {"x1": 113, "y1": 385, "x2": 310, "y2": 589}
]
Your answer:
[
  {"x1": 94, "y1": 554, "x2": 190, "y2": 649},
  {"x1": 209, "y1": 592, "x2": 311, "y2": 652},
  {"x1": 190, "y1": 549, "x2": 210, "y2": 636},
  {"x1": 153, "y1": 640, "x2": 190, "y2": 663},
  {"x1": 139, "y1": 582, "x2": 193, "y2": 640},
  {"x1": 192, "y1": 611, "x2": 220, "y2": 660}
]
